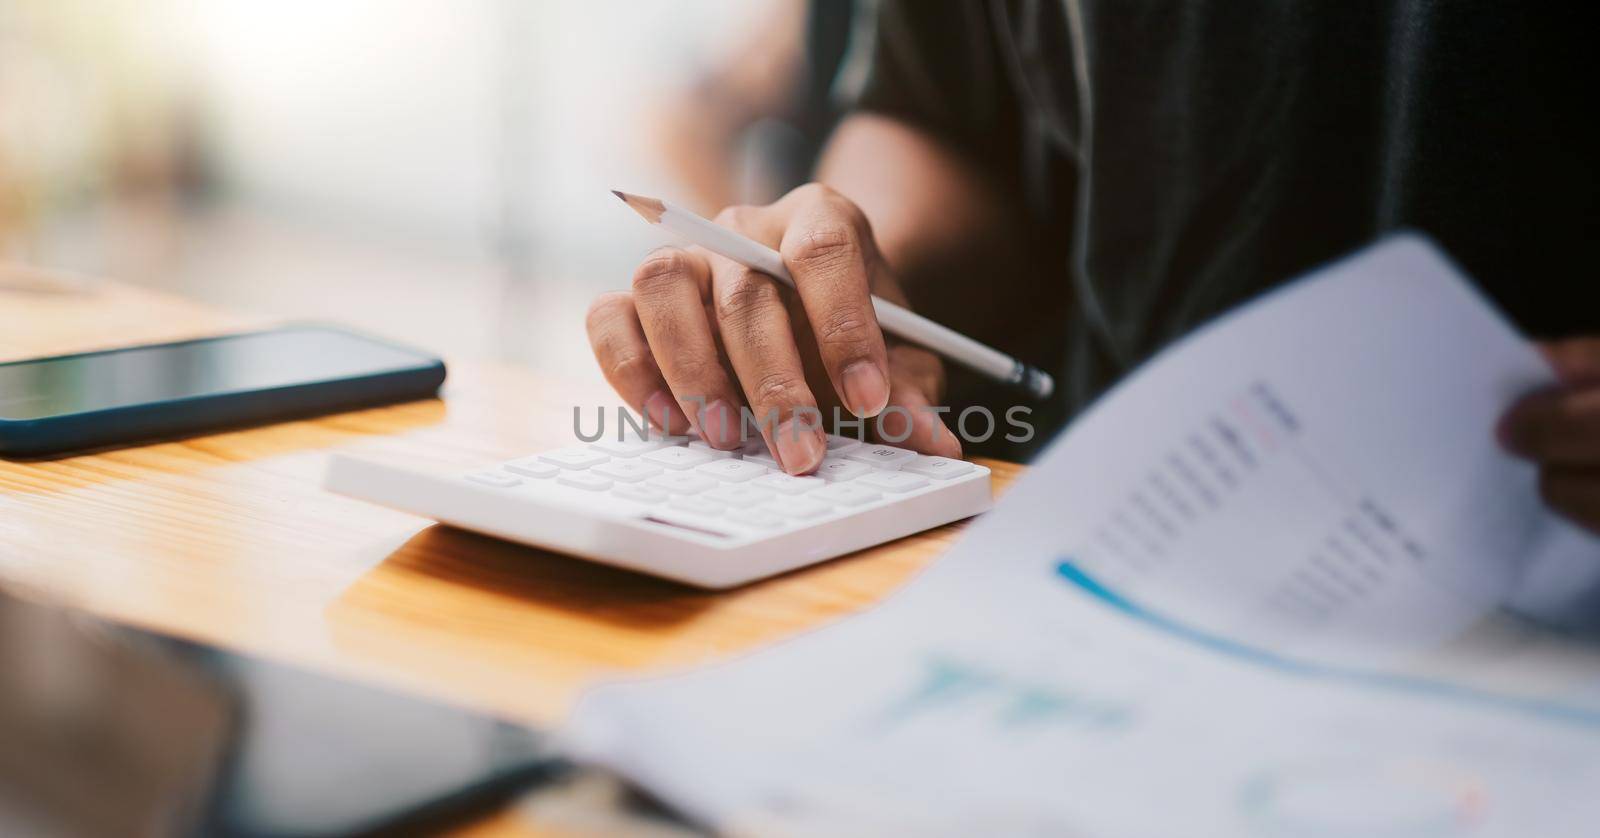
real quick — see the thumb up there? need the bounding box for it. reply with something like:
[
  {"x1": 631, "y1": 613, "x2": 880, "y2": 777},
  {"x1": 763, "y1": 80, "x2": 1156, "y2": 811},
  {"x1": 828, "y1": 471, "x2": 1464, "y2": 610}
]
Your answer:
[{"x1": 873, "y1": 344, "x2": 963, "y2": 458}]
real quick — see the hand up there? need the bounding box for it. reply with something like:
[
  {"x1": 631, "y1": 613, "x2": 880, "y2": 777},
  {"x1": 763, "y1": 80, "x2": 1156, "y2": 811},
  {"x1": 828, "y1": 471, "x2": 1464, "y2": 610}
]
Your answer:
[
  {"x1": 586, "y1": 183, "x2": 961, "y2": 475},
  {"x1": 1498, "y1": 337, "x2": 1600, "y2": 535}
]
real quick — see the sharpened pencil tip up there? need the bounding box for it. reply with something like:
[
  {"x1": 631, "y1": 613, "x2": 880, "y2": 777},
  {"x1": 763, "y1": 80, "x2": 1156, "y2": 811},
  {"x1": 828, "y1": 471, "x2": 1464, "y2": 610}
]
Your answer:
[{"x1": 610, "y1": 189, "x2": 666, "y2": 223}]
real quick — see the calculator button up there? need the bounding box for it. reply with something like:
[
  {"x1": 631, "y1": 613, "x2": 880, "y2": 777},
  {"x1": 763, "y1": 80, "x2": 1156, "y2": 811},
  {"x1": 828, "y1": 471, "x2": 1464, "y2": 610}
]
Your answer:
[
  {"x1": 669, "y1": 496, "x2": 724, "y2": 515},
  {"x1": 648, "y1": 507, "x2": 736, "y2": 537},
  {"x1": 824, "y1": 434, "x2": 864, "y2": 453},
  {"x1": 589, "y1": 434, "x2": 678, "y2": 457},
  {"x1": 686, "y1": 439, "x2": 737, "y2": 459},
  {"x1": 647, "y1": 472, "x2": 719, "y2": 494},
  {"x1": 643, "y1": 446, "x2": 717, "y2": 470},
  {"x1": 761, "y1": 497, "x2": 831, "y2": 520},
  {"x1": 752, "y1": 473, "x2": 825, "y2": 494},
  {"x1": 814, "y1": 458, "x2": 871, "y2": 482},
  {"x1": 539, "y1": 447, "x2": 610, "y2": 469},
  {"x1": 855, "y1": 471, "x2": 929, "y2": 493},
  {"x1": 900, "y1": 456, "x2": 975, "y2": 479},
  {"x1": 842, "y1": 444, "x2": 917, "y2": 468},
  {"x1": 703, "y1": 486, "x2": 774, "y2": 508},
  {"x1": 612, "y1": 483, "x2": 667, "y2": 504},
  {"x1": 810, "y1": 484, "x2": 882, "y2": 507},
  {"x1": 557, "y1": 471, "x2": 613, "y2": 491},
  {"x1": 726, "y1": 509, "x2": 784, "y2": 530},
  {"x1": 740, "y1": 445, "x2": 783, "y2": 470},
  {"x1": 695, "y1": 459, "x2": 769, "y2": 483},
  {"x1": 592, "y1": 460, "x2": 664, "y2": 483},
  {"x1": 503, "y1": 458, "x2": 559, "y2": 478},
  {"x1": 466, "y1": 470, "x2": 521, "y2": 487}
]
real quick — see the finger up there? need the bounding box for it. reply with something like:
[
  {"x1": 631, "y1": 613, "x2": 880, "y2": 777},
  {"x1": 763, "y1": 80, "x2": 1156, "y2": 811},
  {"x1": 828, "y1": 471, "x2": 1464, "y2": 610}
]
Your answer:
[
  {"x1": 708, "y1": 253, "x2": 826, "y2": 474},
  {"x1": 1539, "y1": 337, "x2": 1600, "y2": 387},
  {"x1": 1538, "y1": 467, "x2": 1600, "y2": 537},
  {"x1": 585, "y1": 291, "x2": 690, "y2": 434},
  {"x1": 776, "y1": 185, "x2": 891, "y2": 418},
  {"x1": 873, "y1": 344, "x2": 962, "y2": 458},
  {"x1": 630, "y1": 246, "x2": 743, "y2": 448},
  {"x1": 1498, "y1": 387, "x2": 1600, "y2": 464}
]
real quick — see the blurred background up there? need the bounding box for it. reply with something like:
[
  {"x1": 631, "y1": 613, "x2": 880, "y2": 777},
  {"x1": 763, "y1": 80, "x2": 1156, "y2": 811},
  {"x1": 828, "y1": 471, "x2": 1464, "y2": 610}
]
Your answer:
[{"x1": 0, "y1": 0, "x2": 866, "y2": 375}]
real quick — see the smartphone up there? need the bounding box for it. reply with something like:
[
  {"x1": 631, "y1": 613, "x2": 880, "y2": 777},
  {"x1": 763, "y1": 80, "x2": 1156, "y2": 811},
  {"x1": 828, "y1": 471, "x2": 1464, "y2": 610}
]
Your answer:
[
  {"x1": 0, "y1": 586, "x2": 566, "y2": 837},
  {"x1": 0, "y1": 325, "x2": 446, "y2": 457}
]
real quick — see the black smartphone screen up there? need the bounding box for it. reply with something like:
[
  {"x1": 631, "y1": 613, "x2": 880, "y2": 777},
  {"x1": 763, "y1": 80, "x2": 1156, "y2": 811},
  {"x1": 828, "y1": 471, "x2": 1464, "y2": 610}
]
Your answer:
[
  {"x1": 183, "y1": 638, "x2": 559, "y2": 837},
  {"x1": 0, "y1": 325, "x2": 445, "y2": 456},
  {"x1": 0, "y1": 326, "x2": 434, "y2": 421},
  {"x1": 0, "y1": 588, "x2": 563, "y2": 836}
]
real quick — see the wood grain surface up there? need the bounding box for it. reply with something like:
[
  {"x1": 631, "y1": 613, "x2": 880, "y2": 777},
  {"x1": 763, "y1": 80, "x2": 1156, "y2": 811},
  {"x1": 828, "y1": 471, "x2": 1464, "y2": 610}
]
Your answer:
[{"x1": 0, "y1": 280, "x2": 1022, "y2": 833}]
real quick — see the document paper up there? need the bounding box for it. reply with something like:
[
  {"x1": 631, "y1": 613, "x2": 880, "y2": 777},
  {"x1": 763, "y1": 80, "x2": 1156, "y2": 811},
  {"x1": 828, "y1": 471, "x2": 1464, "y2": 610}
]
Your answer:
[{"x1": 565, "y1": 236, "x2": 1600, "y2": 837}]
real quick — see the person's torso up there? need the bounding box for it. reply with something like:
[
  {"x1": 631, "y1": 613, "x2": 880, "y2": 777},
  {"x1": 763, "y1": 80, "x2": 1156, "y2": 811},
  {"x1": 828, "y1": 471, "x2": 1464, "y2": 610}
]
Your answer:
[{"x1": 990, "y1": 0, "x2": 1598, "y2": 411}]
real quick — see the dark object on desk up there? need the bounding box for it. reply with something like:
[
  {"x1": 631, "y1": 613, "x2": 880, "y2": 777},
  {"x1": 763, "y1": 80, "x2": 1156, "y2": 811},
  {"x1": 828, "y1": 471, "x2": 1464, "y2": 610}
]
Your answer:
[
  {"x1": 0, "y1": 587, "x2": 564, "y2": 837},
  {"x1": 0, "y1": 324, "x2": 446, "y2": 457}
]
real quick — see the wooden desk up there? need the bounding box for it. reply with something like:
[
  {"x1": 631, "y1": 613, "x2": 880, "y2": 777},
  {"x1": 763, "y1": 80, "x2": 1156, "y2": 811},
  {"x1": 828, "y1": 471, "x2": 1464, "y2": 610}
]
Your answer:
[{"x1": 0, "y1": 281, "x2": 1020, "y2": 828}]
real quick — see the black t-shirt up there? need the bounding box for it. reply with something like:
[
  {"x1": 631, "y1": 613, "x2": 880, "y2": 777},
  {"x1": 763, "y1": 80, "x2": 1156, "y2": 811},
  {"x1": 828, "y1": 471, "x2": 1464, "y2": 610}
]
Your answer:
[{"x1": 854, "y1": 0, "x2": 1597, "y2": 417}]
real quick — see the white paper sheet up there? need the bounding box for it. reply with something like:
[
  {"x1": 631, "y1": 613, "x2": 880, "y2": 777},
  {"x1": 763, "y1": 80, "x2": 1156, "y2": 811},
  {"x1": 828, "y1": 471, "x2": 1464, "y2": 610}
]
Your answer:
[{"x1": 564, "y1": 236, "x2": 1600, "y2": 837}]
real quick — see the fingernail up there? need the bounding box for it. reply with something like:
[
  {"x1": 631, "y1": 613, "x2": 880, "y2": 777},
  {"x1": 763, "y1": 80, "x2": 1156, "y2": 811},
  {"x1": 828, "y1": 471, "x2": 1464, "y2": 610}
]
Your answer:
[
  {"x1": 700, "y1": 399, "x2": 740, "y2": 449},
  {"x1": 644, "y1": 390, "x2": 685, "y2": 434},
  {"x1": 774, "y1": 419, "x2": 825, "y2": 474},
  {"x1": 841, "y1": 362, "x2": 890, "y2": 417}
]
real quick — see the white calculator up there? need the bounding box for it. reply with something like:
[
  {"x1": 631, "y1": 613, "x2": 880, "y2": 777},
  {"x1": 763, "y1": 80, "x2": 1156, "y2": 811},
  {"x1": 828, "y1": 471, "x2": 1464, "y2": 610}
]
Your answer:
[{"x1": 325, "y1": 434, "x2": 991, "y2": 588}]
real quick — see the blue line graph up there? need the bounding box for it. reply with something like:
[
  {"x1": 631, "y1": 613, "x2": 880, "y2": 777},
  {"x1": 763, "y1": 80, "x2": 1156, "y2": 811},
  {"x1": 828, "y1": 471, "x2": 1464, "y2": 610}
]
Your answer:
[
  {"x1": 1055, "y1": 559, "x2": 1600, "y2": 729},
  {"x1": 864, "y1": 653, "x2": 1138, "y2": 737}
]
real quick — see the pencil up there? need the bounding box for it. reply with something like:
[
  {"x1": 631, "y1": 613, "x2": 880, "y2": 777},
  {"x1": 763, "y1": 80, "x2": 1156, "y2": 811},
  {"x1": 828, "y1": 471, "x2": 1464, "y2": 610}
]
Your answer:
[{"x1": 612, "y1": 190, "x2": 1055, "y2": 400}]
